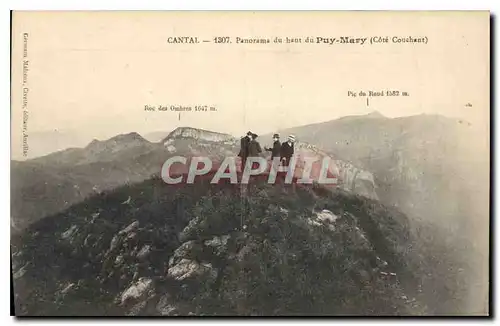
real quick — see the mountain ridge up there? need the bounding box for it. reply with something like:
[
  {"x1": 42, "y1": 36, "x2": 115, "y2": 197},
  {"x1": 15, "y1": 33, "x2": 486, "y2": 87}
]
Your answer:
[{"x1": 11, "y1": 126, "x2": 379, "y2": 230}]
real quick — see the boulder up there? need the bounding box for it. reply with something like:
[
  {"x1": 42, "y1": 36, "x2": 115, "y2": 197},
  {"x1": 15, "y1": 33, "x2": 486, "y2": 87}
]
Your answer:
[
  {"x1": 204, "y1": 235, "x2": 230, "y2": 257},
  {"x1": 61, "y1": 225, "x2": 78, "y2": 241},
  {"x1": 121, "y1": 277, "x2": 154, "y2": 305},
  {"x1": 169, "y1": 240, "x2": 201, "y2": 267},
  {"x1": 119, "y1": 221, "x2": 139, "y2": 235},
  {"x1": 316, "y1": 209, "x2": 340, "y2": 223},
  {"x1": 167, "y1": 259, "x2": 217, "y2": 282}
]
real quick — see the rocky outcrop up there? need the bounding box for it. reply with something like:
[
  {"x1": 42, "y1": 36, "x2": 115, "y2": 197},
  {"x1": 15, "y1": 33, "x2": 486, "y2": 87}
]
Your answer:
[
  {"x1": 119, "y1": 221, "x2": 139, "y2": 235},
  {"x1": 204, "y1": 235, "x2": 230, "y2": 256},
  {"x1": 294, "y1": 142, "x2": 378, "y2": 199},
  {"x1": 168, "y1": 240, "x2": 202, "y2": 267},
  {"x1": 334, "y1": 160, "x2": 378, "y2": 199},
  {"x1": 306, "y1": 209, "x2": 340, "y2": 231},
  {"x1": 167, "y1": 259, "x2": 217, "y2": 282},
  {"x1": 163, "y1": 127, "x2": 235, "y2": 144},
  {"x1": 61, "y1": 225, "x2": 78, "y2": 241},
  {"x1": 120, "y1": 277, "x2": 154, "y2": 305}
]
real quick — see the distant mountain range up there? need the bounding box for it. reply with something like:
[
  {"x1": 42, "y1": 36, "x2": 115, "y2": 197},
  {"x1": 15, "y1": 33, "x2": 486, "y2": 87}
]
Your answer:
[{"x1": 11, "y1": 130, "x2": 93, "y2": 160}]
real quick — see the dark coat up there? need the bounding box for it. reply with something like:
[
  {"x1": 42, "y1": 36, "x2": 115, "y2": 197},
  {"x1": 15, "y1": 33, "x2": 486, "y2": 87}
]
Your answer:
[
  {"x1": 266, "y1": 140, "x2": 281, "y2": 159},
  {"x1": 280, "y1": 141, "x2": 294, "y2": 160},
  {"x1": 248, "y1": 140, "x2": 262, "y2": 157},
  {"x1": 238, "y1": 136, "x2": 251, "y2": 159}
]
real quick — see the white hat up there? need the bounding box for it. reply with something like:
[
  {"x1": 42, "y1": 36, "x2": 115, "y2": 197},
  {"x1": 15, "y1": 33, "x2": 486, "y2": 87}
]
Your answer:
[{"x1": 288, "y1": 134, "x2": 296, "y2": 142}]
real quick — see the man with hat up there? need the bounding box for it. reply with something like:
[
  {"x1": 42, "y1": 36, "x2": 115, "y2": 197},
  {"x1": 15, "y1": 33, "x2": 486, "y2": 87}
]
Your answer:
[
  {"x1": 248, "y1": 132, "x2": 262, "y2": 158},
  {"x1": 238, "y1": 131, "x2": 253, "y2": 171},
  {"x1": 280, "y1": 134, "x2": 296, "y2": 167},
  {"x1": 265, "y1": 133, "x2": 281, "y2": 160}
]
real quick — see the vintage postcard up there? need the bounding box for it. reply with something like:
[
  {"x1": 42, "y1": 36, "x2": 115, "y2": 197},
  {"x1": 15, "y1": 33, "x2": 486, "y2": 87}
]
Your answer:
[{"x1": 10, "y1": 11, "x2": 490, "y2": 316}]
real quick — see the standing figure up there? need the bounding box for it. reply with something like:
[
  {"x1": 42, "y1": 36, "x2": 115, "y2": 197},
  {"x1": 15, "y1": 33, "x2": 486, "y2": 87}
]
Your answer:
[
  {"x1": 248, "y1": 133, "x2": 262, "y2": 169},
  {"x1": 238, "y1": 131, "x2": 252, "y2": 171},
  {"x1": 265, "y1": 133, "x2": 281, "y2": 160},
  {"x1": 280, "y1": 134, "x2": 295, "y2": 167}
]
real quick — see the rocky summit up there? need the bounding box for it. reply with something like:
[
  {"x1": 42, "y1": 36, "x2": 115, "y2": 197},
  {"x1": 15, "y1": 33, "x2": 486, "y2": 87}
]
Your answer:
[
  {"x1": 11, "y1": 127, "x2": 378, "y2": 231},
  {"x1": 11, "y1": 174, "x2": 426, "y2": 316}
]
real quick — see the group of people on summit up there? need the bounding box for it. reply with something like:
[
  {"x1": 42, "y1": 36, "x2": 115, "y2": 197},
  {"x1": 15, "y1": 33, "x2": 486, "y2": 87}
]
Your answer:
[{"x1": 237, "y1": 131, "x2": 296, "y2": 169}]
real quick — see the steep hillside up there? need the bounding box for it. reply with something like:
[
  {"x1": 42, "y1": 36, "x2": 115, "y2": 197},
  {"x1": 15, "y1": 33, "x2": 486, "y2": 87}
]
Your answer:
[
  {"x1": 275, "y1": 112, "x2": 488, "y2": 225},
  {"x1": 12, "y1": 174, "x2": 426, "y2": 316},
  {"x1": 11, "y1": 133, "x2": 171, "y2": 230}
]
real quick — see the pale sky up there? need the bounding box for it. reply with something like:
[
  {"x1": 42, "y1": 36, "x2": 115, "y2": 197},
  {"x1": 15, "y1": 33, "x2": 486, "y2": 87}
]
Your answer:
[{"x1": 11, "y1": 11, "x2": 490, "y2": 144}]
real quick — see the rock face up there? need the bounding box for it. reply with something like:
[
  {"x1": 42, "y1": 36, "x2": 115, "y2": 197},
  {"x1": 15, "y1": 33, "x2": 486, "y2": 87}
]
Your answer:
[{"x1": 293, "y1": 142, "x2": 378, "y2": 199}]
